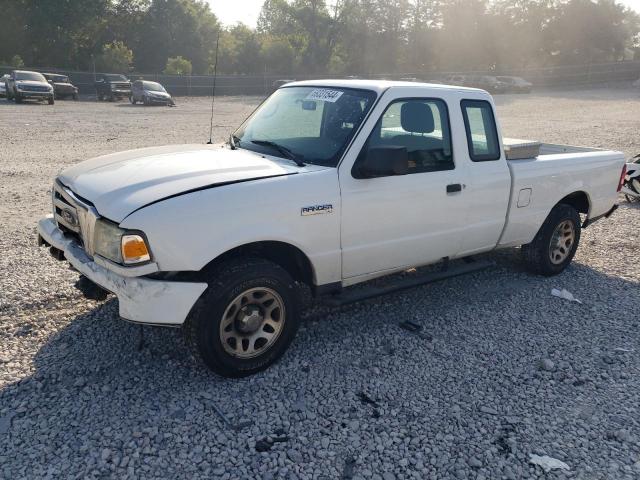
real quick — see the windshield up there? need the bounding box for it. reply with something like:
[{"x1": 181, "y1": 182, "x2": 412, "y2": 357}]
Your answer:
[
  {"x1": 233, "y1": 86, "x2": 377, "y2": 167},
  {"x1": 143, "y1": 81, "x2": 165, "y2": 92},
  {"x1": 104, "y1": 74, "x2": 128, "y2": 82},
  {"x1": 16, "y1": 71, "x2": 46, "y2": 82},
  {"x1": 47, "y1": 75, "x2": 68, "y2": 83}
]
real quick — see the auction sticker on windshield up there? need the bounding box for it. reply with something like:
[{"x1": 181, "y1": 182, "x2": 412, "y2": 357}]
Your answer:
[{"x1": 305, "y1": 88, "x2": 344, "y2": 103}]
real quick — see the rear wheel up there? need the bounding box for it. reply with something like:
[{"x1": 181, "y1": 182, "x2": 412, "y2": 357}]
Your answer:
[
  {"x1": 522, "y1": 203, "x2": 581, "y2": 276},
  {"x1": 185, "y1": 257, "x2": 301, "y2": 377}
]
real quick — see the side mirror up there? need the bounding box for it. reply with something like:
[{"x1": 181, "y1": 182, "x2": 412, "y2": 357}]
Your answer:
[{"x1": 355, "y1": 146, "x2": 409, "y2": 179}]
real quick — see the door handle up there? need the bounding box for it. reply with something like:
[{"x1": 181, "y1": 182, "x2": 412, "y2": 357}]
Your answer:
[{"x1": 446, "y1": 183, "x2": 462, "y2": 193}]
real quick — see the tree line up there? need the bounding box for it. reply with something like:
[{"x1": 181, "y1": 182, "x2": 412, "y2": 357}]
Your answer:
[{"x1": 1, "y1": 0, "x2": 639, "y2": 76}]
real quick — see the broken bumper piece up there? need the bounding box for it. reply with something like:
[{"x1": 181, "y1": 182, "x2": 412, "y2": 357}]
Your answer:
[{"x1": 37, "y1": 216, "x2": 207, "y2": 326}]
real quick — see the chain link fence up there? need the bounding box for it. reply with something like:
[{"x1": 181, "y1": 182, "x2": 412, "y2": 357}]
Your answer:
[{"x1": 2, "y1": 61, "x2": 639, "y2": 96}]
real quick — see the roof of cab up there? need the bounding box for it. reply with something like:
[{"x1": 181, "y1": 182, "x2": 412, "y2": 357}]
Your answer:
[{"x1": 283, "y1": 78, "x2": 486, "y2": 94}]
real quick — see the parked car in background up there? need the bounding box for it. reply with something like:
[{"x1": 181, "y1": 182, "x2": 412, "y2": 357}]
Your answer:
[
  {"x1": 444, "y1": 75, "x2": 505, "y2": 93},
  {"x1": 130, "y1": 80, "x2": 174, "y2": 106},
  {"x1": 444, "y1": 74, "x2": 468, "y2": 86},
  {"x1": 465, "y1": 75, "x2": 504, "y2": 93},
  {"x1": 95, "y1": 73, "x2": 131, "y2": 101},
  {"x1": 43, "y1": 73, "x2": 79, "y2": 100},
  {"x1": 5, "y1": 70, "x2": 54, "y2": 104},
  {"x1": 496, "y1": 76, "x2": 533, "y2": 94},
  {"x1": 0, "y1": 74, "x2": 8, "y2": 97}
]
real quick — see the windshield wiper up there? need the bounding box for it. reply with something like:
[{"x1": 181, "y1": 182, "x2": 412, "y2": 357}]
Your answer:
[{"x1": 250, "y1": 140, "x2": 306, "y2": 167}]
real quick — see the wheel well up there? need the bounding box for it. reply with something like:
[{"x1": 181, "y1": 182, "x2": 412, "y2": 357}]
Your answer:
[
  {"x1": 202, "y1": 241, "x2": 315, "y2": 286},
  {"x1": 558, "y1": 191, "x2": 590, "y2": 215}
]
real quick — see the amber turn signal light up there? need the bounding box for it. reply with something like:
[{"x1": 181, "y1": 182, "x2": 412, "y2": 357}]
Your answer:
[{"x1": 121, "y1": 234, "x2": 151, "y2": 264}]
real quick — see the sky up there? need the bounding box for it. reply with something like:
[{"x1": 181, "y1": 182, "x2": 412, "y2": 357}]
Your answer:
[{"x1": 207, "y1": 0, "x2": 640, "y2": 27}]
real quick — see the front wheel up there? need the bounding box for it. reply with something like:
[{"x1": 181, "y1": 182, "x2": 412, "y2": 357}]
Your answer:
[
  {"x1": 522, "y1": 204, "x2": 581, "y2": 276},
  {"x1": 185, "y1": 257, "x2": 301, "y2": 377}
]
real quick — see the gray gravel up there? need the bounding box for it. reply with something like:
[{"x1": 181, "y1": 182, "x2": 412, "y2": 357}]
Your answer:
[{"x1": 1, "y1": 88, "x2": 640, "y2": 479}]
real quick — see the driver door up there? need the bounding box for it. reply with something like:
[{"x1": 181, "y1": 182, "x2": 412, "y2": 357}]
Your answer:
[{"x1": 339, "y1": 91, "x2": 469, "y2": 281}]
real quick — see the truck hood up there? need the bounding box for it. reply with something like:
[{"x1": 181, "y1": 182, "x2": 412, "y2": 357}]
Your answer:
[{"x1": 58, "y1": 144, "x2": 305, "y2": 222}]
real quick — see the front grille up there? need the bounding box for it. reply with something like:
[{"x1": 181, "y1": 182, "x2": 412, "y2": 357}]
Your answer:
[
  {"x1": 52, "y1": 181, "x2": 99, "y2": 257},
  {"x1": 111, "y1": 83, "x2": 130, "y2": 89},
  {"x1": 21, "y1": 85, "x2": 49, "y2": 92}
]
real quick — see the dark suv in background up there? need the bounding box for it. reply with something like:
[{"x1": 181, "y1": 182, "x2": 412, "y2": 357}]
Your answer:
[
  {"x1": 43, "y1": 73, "x2": 79, "y2": 100},
  {"x1": 95, "y1": 73, "x2": 131, "y2": 101}
]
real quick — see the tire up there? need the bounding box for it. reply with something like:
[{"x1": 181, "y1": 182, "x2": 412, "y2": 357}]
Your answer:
[
  {"x1": 14, "y1": 92, "x2": 22, "y2": 103},
  {"x1": 184, "y1": 257, "x2": 301, "y2": 377},
  {"x1": 48, "y1": 96, "x2": 54, "y2": 105},
  {"x1": 522, "y1": 203, "x2": 581, "y2": 276},
  {"x1": 97, "y1": 92, "x2": 104, "y2": 101},
  {"x1": 73, "y1": 93, "x2": 78, "y2": 100}
]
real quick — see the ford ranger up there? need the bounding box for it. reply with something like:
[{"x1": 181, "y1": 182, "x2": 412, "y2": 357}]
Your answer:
[{"x1": 37, "y1": 80, "x2": 626, "y2": 377}]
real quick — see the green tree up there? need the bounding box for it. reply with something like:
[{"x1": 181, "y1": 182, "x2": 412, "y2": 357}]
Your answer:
[
  {"x1": 261, "y1": 35, "x2": 295, "y2": 73},
  {"x1": 135, "y1": 0, "x2": 219, "y2": 74},
  {"x1": 10, "y1": 55, "x2": 25, "y2": 68},
  {"x1": 164, "y1": 55, "x2": 193, "y2": 74},
  {"x1": 96, "y1": 41, "x2": 133, "y2": 72}
]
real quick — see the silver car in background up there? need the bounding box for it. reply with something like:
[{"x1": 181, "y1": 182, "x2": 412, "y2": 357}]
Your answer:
[
  {"x1": 0, "y1": 74, "x2": 9, "y2": 97},
  {"x1": 130, "y1": 80, "x2": 174, "y2": 106},
  {"x1": 496, "y1": 76, "x2": 533, "y2": 93},
  {"x1": 6, "y1": 70, "x2": 55, "y2": 104}
]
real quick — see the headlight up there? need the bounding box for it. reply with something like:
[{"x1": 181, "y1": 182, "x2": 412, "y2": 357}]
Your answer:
[{"x1": 93, "y1": 219, "x2": 151, "y2": 265}]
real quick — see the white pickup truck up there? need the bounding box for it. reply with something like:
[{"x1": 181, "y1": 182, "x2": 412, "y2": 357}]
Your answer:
[{"x1": 37, "y1": 80, "x2": 626, "y2": 377}]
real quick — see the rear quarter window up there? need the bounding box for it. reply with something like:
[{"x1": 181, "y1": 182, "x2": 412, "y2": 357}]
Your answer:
[{"x1": 461, "y1": 100, "x2": 501, "y2": 162}]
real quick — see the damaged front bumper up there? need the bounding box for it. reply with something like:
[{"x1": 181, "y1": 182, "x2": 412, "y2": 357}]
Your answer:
[{"x1": 37, "y1": 216, "x2": 207, "y2": 326}]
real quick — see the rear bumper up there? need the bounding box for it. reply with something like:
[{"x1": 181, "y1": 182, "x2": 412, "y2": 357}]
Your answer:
[
  {"x1": 37, "y1": 216, "x2": 207, "y2": 326},
  {"x1": 147, "y1": 97, "x2": 172, "y2": 104}
]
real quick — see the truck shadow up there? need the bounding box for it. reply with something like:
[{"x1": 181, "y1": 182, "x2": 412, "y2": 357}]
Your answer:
[{"x1": 1, "y1": 245, "x2": 638, "y2": 475}]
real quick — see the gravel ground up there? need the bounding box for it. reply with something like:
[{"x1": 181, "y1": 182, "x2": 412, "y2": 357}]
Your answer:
[{"x1": 1, "y1": 88, "x2": 639, "y2": 479}]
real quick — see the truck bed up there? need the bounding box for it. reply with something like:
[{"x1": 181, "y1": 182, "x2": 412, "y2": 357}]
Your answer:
[{"x1": 498, "y1": 140, "x2": 625, "y2": 248}]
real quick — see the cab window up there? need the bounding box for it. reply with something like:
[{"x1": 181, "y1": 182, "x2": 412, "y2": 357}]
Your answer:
[{"x1": 355, "y1": 98, "x2": 454, "y2": 176}]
